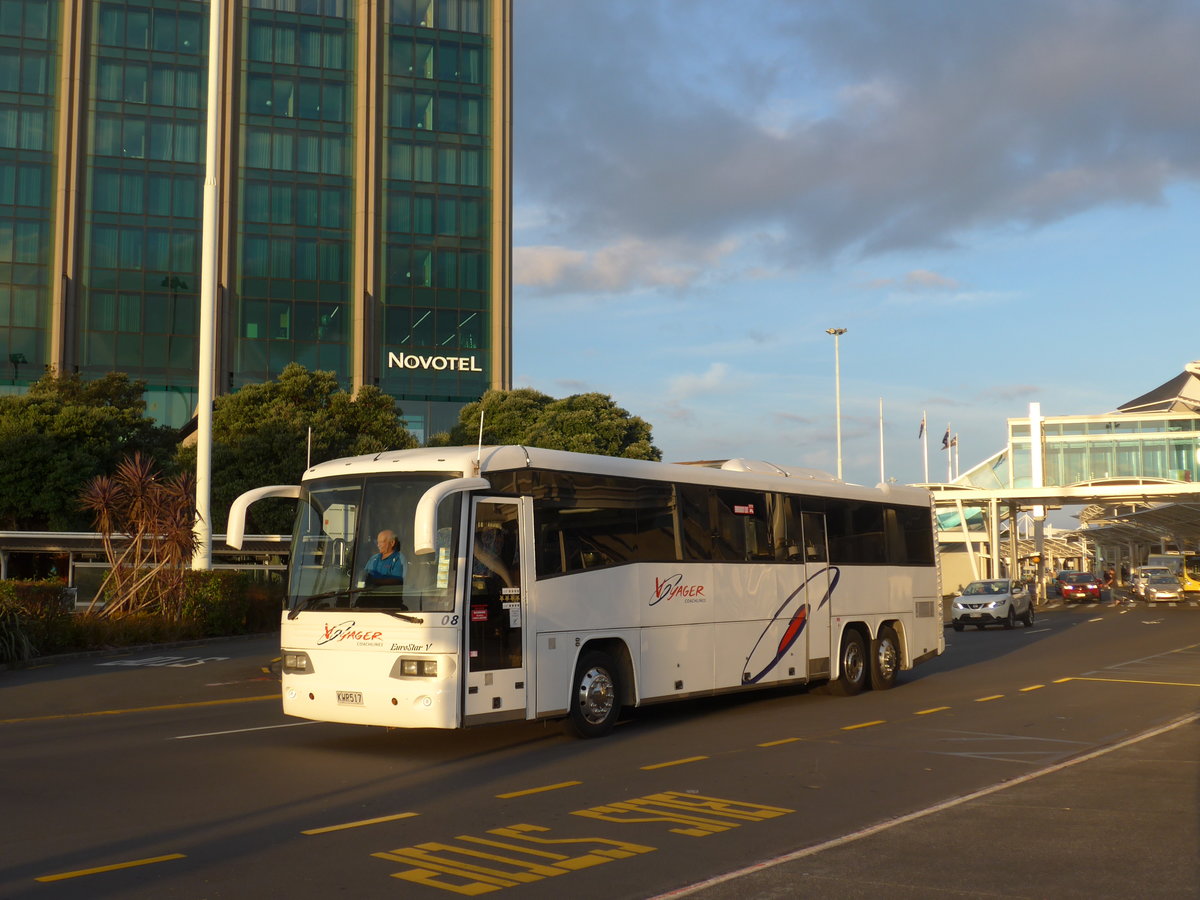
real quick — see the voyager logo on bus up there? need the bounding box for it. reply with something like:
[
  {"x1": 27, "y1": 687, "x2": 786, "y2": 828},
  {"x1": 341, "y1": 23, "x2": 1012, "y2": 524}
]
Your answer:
[
  {"x1": 649, "y1": 574, "x2": 707, "y2": 606},
  {"x1": 318, "y1": 620, "x2": 384, "y2": 647}
]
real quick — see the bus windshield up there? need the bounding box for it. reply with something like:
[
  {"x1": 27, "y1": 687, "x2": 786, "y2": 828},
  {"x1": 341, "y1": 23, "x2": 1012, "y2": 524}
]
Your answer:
[{"x1": 287, "y1": 473, "x2": 462, "y2": 615}]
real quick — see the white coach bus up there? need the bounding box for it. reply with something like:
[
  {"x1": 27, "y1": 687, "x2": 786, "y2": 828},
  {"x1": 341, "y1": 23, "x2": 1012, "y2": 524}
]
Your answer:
[{"x1": 227, "y1": 446, "x2": 943, "y2": 737}]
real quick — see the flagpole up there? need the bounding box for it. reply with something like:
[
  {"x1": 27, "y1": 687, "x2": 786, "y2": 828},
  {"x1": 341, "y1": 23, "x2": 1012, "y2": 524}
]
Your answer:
[
  {"x1": 946, "y1": 424, "x2": 952, "y2": 482},
  {"x1": 878, "y1": 397, "x2": 885, "y2": 484},
  {"x1": 922, "y1": 410, "x2": 928, "y2": 483}
]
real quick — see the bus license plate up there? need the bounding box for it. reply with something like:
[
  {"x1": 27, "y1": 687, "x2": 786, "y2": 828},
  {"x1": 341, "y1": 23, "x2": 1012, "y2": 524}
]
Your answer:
[{"x1": 336, "y1": 690, "x2": 363, "y2": 706}]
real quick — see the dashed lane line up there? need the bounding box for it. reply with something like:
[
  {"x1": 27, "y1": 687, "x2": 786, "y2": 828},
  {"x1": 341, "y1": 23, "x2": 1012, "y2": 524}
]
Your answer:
[
  {"x1": 36, "y1": 854, "x2": 186, "y2": 883},
  {"x1": 496, "y1": 781, "x2": 582, "y2": 799},
  {"x1": 302, "y1": 812, "x2": 419, "y2": 835},
  {"x1": 641, "y1": 755, "x2": 709, "y2": 770}
]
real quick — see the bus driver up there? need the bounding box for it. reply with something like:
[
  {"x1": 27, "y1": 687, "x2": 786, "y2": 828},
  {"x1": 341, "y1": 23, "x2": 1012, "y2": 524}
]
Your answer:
[{"x1": 362, "y1": 529, "x2": 406, "y2": 587}]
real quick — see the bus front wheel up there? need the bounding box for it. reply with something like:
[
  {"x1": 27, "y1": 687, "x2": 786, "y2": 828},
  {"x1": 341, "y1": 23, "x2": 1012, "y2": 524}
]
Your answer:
[
  {"x1": 566, "y1": 650, "x2": 621, "y2": 738},
  {"x1": 830, "y1": 629, "x2": 868, "y2": 696}
]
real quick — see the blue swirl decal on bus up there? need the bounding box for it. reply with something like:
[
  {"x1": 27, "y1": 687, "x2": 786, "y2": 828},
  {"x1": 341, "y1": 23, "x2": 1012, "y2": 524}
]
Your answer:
[{"x1": 741, "y1": 566, "x2": 840, "y2": 685}]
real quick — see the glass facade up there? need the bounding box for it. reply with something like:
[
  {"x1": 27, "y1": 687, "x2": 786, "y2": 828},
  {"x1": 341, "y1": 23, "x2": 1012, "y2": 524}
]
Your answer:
[
  {"x1": 960, "y1": 412, "x2": 1200, "y2": 491},
  {"x1": 380, "y1": 0, "x2": 491, "y2": 438},
  {"x1": 0, "y1": 0, "x2": 57, "y2": 388},
  {"x1": 0, "y1": 0, "x2": 509, "y2": 431},
  {"x1": 81, "y1": 0, "x2": 205, "y2": 425},
  {"x1": 234, "y1": 0, "x2": 354, "y2": 391}
]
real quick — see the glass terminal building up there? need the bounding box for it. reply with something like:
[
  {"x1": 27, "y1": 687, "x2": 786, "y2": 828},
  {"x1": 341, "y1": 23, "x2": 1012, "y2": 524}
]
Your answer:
[
  {"x1": 0, "y1": 0, "x2": 512, "y2": 442},
  {"x1": 934, "y1": 363, "x2": 1200, "y2": 584}
]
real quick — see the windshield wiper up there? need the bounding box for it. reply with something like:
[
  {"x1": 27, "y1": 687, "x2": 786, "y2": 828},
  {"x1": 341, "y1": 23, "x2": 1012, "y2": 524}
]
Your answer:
[
  {"x1": 382, "y1": 610, "x2": 424, "y2": 624},
  {"x1": 287, "y1": 588, "x2": 353, "y2": 619}
]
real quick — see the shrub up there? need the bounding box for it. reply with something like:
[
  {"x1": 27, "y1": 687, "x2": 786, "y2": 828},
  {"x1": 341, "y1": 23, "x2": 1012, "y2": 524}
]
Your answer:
[
  {"x1": 0, "y1": 570, "x2": 282, "y2": 663},
  {"x1": 181, "y1": 570, "x2": 283, "y2": 636},
  {"x1": 0, "y1": 593, "x2": 35, "y2": 664},
  {"x1": 0, "y1": 580, "x2": 73, "y2": 661}
]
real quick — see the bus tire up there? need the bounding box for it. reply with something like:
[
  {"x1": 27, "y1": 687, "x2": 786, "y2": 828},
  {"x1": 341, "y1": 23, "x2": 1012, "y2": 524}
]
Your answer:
[
  {"x1": 870, "y1": 626, "x2": 900, "y2": 691},
  {"x1": 829, "y1": 629, "x2": 868, "y2": 696},
  {"x1": 566, "y1": 650, "x2": 621, "y2": 738}
]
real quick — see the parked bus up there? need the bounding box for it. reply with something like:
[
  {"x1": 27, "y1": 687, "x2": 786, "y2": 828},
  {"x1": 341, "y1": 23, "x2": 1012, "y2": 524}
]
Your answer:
[{"x1": 226, "y1": 446, "x2": 944, "y2": 737}]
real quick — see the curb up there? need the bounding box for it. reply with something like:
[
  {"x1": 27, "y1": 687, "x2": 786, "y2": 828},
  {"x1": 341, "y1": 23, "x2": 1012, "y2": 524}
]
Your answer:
[{"x1": 1, "y1": 631, "x2": 279, "y2": 672}]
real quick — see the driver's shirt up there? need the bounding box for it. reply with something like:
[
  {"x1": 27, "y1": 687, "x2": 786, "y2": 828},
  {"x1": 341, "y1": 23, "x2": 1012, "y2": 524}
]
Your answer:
[{"x1": 364, "y1": 550, "x2": 406, "y2": 581}]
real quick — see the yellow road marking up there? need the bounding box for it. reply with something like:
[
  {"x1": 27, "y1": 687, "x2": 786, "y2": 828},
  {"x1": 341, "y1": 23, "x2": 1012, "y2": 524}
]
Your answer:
[
  {"x1": 842, "y1": 720, "x2": 885, "y2": 730},
  {"x1": 1020, "y1": 684, "x2": 1045, "y2": 692},
  {"x1": 914, "y1": 706, "x2": 949, "y2": 715},
  {"x1": 302, "y1": 812, "x2": 418, "y2": 835},
  {"x1": 36, "y1": 854, "x2": 186, "y2": 882},
  {"x1": 1067, "y1": 676, "x2": 1200, "y2": 688},
  {"x1": 758, "y1": 737, "x2": 802, "y2": 747},
  {"x1": 1, "y1": 695, "x2": 278, "y2": 725},
  {"x1": 975, "y1": 694, "x2": 1003, "y2": 702},
  {"x1": 1053, "y1": 677, "x2": 1073, "y2": 683},
  {"x1": 496, "y1": 781, "x2": 582, "y2": 799},
  {"x1": 641, "y1": 755, "x2": 708, "y2": 770}
]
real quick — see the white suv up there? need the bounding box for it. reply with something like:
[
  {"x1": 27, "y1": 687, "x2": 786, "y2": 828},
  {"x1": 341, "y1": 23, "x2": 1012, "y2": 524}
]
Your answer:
[{"x1": 952, "y1": 579, "x2": 1034, "y2": 631}]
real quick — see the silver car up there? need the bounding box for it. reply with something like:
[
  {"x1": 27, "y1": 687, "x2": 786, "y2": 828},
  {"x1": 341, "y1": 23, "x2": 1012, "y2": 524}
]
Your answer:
[
  {"x1": 1131, "y1": 566, "x2": 1173, "y2": 598},
  {"x1": 952, "y1": 579, "x2": 1035, "y2": 631},
  {"x1": 1142, "y1": 574, "x2": 1182, "y2": 602}
]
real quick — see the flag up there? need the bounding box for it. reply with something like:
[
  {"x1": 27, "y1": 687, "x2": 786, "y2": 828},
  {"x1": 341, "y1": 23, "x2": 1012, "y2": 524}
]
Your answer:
[
  {"x1": 951, "y1": 435, "x2": 958, "y2": 447},
  {"x1": 941, "y1": 427, "x2": 950, "y2": 450},
  {"x1": 918, "y1": 415, "x2": 925, "y2": 440}
]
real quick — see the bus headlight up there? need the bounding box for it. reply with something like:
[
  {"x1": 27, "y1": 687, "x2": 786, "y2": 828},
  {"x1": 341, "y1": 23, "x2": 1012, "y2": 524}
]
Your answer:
[
  {"x1": 395, "y1": 657, "x2": 438, "y2": 677},
  {"x1": 282, "y1": 651, "x2": 313, "y2": 674}
]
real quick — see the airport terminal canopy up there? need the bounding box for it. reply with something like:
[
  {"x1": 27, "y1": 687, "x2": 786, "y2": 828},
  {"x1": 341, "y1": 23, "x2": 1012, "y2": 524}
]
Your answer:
[
  {"x1": 932, "y1": 362, "x2": 1200, "y2": 559},
  {"x1": 1116, "y1": 361, "x2": 1200, "y2": 415}
]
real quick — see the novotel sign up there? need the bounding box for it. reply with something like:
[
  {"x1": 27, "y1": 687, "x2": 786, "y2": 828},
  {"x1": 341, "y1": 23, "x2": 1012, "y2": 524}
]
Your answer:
[{"x1": 387, "y1": 352, "x2": 483, "y2": 372}]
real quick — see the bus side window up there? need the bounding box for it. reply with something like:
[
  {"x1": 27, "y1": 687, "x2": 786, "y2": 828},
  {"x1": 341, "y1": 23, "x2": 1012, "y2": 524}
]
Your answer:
[{"x1": 800, "y1": 511, "x2": 828, "y2": 563}]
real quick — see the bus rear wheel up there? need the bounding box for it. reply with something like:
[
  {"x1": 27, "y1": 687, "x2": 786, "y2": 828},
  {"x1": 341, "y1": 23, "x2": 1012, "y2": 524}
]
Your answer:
[
  {"x1": 566, "y1": 650, "x2": 621, "y2": 738},
  {"x1": 870, "y1": 625, "x2": 900, "y2": 691},
  {"x1": 829, "y1": 629, "x2": 868, "y2": 696}
]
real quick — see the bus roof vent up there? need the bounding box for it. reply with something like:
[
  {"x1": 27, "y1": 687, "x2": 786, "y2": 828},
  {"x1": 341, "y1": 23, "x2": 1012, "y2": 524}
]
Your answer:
[
  {"x1": 720, "y1": 459, "x2": 842, "y2": 481},
  {"x1": 720, "y1": 459, "x2": 789, "y2": 476}
]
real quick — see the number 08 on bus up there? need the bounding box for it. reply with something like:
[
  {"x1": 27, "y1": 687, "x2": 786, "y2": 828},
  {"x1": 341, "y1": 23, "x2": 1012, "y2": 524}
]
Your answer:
[{"x1": 226, "y1": 446, "x2": 943, "y2": 738}]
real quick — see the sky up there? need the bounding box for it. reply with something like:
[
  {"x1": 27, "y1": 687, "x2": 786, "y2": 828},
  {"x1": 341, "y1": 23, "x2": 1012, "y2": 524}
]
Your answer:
[{"x1": 508, "y1": 0, "x2": 1200, "y2": 487}]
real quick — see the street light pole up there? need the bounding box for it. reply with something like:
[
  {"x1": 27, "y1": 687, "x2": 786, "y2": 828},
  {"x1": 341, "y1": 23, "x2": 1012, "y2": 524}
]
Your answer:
[{"x1": 826, "y1": 328, "x2": 847, "y2": 479}]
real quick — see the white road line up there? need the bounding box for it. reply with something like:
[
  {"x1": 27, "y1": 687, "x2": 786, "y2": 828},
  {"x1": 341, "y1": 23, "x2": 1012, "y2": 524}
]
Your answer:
[
  {"x1": 649, "y1": 713, "x2": 1199, "y2": 899},
  {"x1": 174, "y1": 721, "x2": 321, "y2": 740}
]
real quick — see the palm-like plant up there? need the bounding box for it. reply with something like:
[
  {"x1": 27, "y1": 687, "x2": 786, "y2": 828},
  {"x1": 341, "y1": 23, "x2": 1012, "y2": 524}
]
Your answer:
[{"x1": 80, "y1": 453, "x2": 198, "y2": 619}]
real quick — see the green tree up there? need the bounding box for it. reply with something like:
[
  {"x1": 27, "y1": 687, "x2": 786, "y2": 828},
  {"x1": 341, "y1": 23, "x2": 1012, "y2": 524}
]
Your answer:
[
  {"x1": 433, "y1": 388, "x2": 661, "y2": 461},
  {"x1": 178, "y1": 364, "x2": 417, "y2": 534},
  {"x1": 0, "y1": 372, "x2": 177, "y2": 529},
  {"x1": 434, "y1": 387, "x2": 554, "y2": 446}
]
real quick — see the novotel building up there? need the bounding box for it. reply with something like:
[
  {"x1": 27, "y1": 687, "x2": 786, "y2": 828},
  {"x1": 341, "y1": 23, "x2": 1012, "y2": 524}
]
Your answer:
[{"x1": 0, "y1": 0, "x2": 512, "y2": 442}]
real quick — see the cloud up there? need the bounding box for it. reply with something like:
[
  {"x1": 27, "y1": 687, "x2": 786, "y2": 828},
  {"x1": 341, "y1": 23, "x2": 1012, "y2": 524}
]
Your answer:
[
  {"x1": 863, "y1": 269, "x2": 961, "y2": 291},
  {"x1": 515, "y1": 0, "x2": 1200, "y2": 282},
  {"x1": 979, "y1": 384, "x2": 1041, "y2": 403},
  {"x1": 904, "y1": 270, "x2": 961, "y2": 290},
  {"x1": 514, "y1": 238, "x2": 738, "y2": 295},
  {"x1": 666, "y1": 363, "x2": 733, "y2": 400}
]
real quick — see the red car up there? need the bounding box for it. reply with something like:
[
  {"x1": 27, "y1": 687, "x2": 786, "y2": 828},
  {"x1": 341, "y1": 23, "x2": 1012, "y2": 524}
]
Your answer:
[{"x1": 1058, "y1": 572, "x2": 1103, "y2": 602}]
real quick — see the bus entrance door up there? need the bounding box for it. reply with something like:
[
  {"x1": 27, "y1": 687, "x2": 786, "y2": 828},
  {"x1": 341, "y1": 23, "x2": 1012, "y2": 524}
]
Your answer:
[{"x1": 464, "y1": 498, "x2": 528, "y2": 723}]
